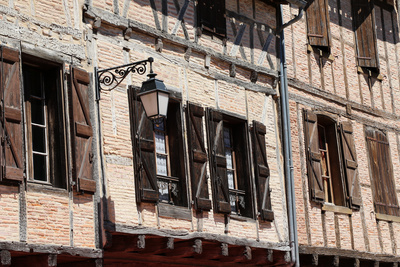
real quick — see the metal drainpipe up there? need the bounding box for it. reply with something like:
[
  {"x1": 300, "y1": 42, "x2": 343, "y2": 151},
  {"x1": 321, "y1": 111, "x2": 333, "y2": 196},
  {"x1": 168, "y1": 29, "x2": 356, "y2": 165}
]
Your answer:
[{"x1": 277, "y1": 4, "x2": 304, "y2": 267}]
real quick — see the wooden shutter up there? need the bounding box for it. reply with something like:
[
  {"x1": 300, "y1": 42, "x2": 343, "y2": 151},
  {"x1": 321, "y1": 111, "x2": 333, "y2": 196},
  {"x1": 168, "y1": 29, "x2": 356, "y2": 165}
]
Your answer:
[
  {"x1": 186, "y1": 103, "x2": 212, "y2": 211},
  {"x1": 366, "y1": 128, "x2": 399, "y2": 216},
  {"x1": 197, "y1": 0, "x2": 226, "y2": 36},
  {"x1": 0, "y1": 47, "x2": 23, "y2": 182},
  {"x1": 128, "y1": 87, "x2": 158, "y2": 203},
  {"x1": 70, "y1": 67, "x2": 95, "y2": 193},
  {"x1": 340, "y1": 121, "x2": 362, "y2": 209},
  {"x1": 306, "y1": 0, "x2": 331, "y2": 48},
  {"x1": 252, "y1": 121, "x2": 273, "y2": 221},
  {"x1": 352, "y1": 0, "x2": 378, "y2": 69},
  {"x1": 303, "y1": 110, "x2": 324, "y2": 202},
  {"x1": 207, "y1": 109, "x2": 230, "y2": 213}
]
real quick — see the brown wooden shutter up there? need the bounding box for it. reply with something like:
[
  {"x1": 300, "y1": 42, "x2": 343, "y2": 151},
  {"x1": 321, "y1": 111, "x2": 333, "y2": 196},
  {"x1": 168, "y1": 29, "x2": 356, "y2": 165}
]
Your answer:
[
  {"x1": 339, "y1": 121, "x2": 362, "y2": 209},
  {"x1": 207, "y1": 109, "x2": 230, "y2": 213},
  {"x1": 70, "y1": 67, "x2": 95, "y2": 193},
  {"x1": 128, "y1": 87, "x2": 158, "y2": 203},
  {"x1": 303, "y1": 110, "x2": 324, "y2": 202},
  {"x1": 186, "y1": 103, "x2": 212, "y2": 211},
  {"x1": 252, "y1": 121, "x2": 273, "y2": 221},
  {"x1": 0, "y1": 47, "x2": 24, "y2": 182},
  {"x1": 366, "y1": 128, "x2": 399, "y2": 216},
  {"x1": 306, "y1": 0, "x2": 331, "y2": 48},
  {"x1": 352, "y1": 0, "x2": 379, "y2": 69}
]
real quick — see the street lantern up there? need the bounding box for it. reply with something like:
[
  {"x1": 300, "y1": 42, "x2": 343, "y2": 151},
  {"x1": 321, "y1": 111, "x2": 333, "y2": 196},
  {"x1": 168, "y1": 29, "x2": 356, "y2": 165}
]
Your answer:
[
  {"x1": 138, "y1": 72, "x2": 169, "y2": 120},
  {"x1": 96, "y1": 57, "x2": 169, "y2": 121}
]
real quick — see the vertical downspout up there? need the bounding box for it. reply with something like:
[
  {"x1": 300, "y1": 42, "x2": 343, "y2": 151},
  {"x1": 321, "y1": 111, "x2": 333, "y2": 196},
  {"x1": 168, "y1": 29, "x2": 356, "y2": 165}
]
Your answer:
[{"x1": 277, "y1": 4, "x2": 304, "y2": 267}]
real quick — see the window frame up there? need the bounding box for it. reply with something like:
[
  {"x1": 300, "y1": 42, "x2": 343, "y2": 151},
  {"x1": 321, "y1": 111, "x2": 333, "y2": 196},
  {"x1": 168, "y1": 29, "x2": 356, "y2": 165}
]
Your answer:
[
  {"x1": 129, "y1": 87, "x2": 188, "y2": 207},
  {"x1": 22, "y1": 56, "x2": 68, "y2": 189},
  {"x1": 304, "y1": 110, "x2": 361, "y2": 210},
  {"x1": 206, "y1": 109, "x2": 254, "y2": 218}
]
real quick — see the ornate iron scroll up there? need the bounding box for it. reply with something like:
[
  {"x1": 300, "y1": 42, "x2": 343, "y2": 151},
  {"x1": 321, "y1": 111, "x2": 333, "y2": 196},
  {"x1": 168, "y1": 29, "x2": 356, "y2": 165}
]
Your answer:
[{"x1": 97, "y1": 57, "x2": 153, "y2": 92}]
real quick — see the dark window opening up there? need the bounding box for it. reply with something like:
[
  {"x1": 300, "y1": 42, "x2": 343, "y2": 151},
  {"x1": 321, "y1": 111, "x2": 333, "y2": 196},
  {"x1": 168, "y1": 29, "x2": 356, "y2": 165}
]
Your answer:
[
  {"x1": 23, "y1": 58, "x2": 66, "y2": 188},
  {"x1": 197, "y1": 0, "x2": 226, "y2": 37}
]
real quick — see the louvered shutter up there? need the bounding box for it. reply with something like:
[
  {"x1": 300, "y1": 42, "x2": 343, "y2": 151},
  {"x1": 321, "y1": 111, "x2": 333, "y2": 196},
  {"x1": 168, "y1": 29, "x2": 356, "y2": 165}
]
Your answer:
[
  {"x1": 303, "y1": 110, "x2": 324, "y2": 202},
  {"x1": 340, "y1": 121, "x2": 362, "y2": 209},
  {"x1": 306, "y1": 0, "x2": 331, "y2": 48},
  {"x1": 252, "y1": 121, "x2": 273, "y2": 221},
  {"x1": 0, "y1": 47, "x2": 23, "y2": 182},
  {"x1": 128, "y1": 87, "x2": 158, "y2": 203},
  {"x1": 186, "y1": 103, "x2": 212, "y2": 211},
  {"x1": 366, "y1": 128, "x2": 399, "y2": 216},
  {"x1": 352, "y1": 0, "x2": 378, "y2": 69},
  {"x1": 207, "y1": 109, "x2": 230, "y2": 213},
  {"x1": 70, "y1": 67, "x2": 95, "y2": 193}
]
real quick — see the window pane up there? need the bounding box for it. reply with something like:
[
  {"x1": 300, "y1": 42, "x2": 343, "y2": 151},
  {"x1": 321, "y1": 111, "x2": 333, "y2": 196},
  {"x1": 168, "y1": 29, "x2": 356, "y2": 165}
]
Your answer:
[
  {"x1": 223, "y1": 127, "x2": 231, "y2": 147},
  {"x1": 155, "y1": 131, "x2": 166, "y2": 153},
  {"x1": 156, "y1": 154, "x2": 168, "y2": 176},
  {"x1": 31, "y1": 99, "x2": 45, "y2": 125},
  {"x1": 230, "y1": 193, "x2": 237, "y2": 213},
  {"x1": 227, "y1": 170, "x2": 235, "y2": 189},
  {"x1": 158, "y1": 180, "x2": 169, "y2": 202},
  {"x1": 24, "y1": 68, "x2": 42, "y2": 97},
  {"x1": 32, "y1": 125, "x2": 46, "y2": 153},
  {"x1": 33, "y1": 154, "x2": 47, "y2": 181}
]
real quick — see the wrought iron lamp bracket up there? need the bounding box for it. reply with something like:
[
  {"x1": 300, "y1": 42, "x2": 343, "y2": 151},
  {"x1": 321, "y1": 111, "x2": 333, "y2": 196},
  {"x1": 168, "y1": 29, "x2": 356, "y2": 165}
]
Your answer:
[{"x1": 95, "y1": 57, "x2": 154, "y2": 100}]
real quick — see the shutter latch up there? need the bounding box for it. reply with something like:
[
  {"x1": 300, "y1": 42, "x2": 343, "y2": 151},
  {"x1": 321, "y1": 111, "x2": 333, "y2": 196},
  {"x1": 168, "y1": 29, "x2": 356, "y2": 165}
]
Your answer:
[{"x1": 89, "y1": 152, "x2": 94, "y2": 163}]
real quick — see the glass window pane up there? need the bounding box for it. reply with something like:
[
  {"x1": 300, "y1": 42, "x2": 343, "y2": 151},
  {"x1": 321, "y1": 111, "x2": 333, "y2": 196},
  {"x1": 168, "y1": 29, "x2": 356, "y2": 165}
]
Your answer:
[
  {"x1": 31, "y1": 99, "x2": 45, "y2": 125},
  {"x1": 230, "y1": 193, "x2": 237, "y2": 213},
  {"x1": 227, "y1": 170, "x2": 234, "y2": 189},
  {"x1": 24, "y1": 68, "x2": 42, "y2": 97},
  {"x1": 158, "y1": 180, "x2": 169, "y2": 202},
  {"x1": 224, "y1": 127, "x2": 231, "y2": 147},
  {"x1": 156, "y1": 154, "x2": 168, "y2": 176},
  {"x1": 155, "y1": 131, "x2": 166, "y2": 153},
  {"x1": 33, "y1": 154, "x2": 47, "y2": 181},
  {"x1": 32, "y1": 125, "x2": 46, "y2": 153}
]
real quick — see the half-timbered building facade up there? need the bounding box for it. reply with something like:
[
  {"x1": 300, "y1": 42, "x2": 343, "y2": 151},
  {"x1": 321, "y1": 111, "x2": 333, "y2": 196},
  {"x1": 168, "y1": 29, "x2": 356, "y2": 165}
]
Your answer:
[
  {"x1": 0, "y1": 0, "x2": 302, "y2": 265},
  {"x1": 286, "y1": 0, "x2": 400, "y2": 265}
]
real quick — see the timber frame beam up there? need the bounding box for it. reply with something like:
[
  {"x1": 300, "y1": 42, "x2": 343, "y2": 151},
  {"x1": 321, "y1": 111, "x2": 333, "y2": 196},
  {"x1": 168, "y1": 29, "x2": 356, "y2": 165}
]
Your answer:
[{"x1": 300, "y1": 246, "x2": 400, "y2": 265}]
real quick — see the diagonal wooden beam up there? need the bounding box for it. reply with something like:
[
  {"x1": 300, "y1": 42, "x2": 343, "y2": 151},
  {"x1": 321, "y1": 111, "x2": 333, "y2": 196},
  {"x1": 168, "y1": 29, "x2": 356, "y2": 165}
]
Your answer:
[{"x1": 230, "y1": 22, "x2": 247, "y2": 60}]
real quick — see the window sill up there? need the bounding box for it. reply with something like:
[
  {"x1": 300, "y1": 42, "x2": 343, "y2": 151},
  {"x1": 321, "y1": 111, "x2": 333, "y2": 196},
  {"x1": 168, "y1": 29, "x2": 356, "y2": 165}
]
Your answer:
[
  {"x1": 157, "y1": 203, "x2": 192, "y2": 221},
  {"x1": 322, "y1": 204, "x2": 352, "y2": 215},
  {"x1": 27, "y1": 182, "x2": 68, "y2": 196},
  {"x1": 375, "y1": 213, "x2": 400, "y2": 223},
  {"x1": 230, "y1": 214, "x2": 256, "y2": 223}
]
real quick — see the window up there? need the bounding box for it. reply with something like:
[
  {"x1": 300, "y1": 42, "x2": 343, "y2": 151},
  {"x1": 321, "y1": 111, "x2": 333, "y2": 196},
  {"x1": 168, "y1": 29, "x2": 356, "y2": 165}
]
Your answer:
[
  {"x1": 197, "y1": 0, "x2": 226, "y2": 37},
  {"x1": 365, "y1": 127, "x2": 399, "y2": 216},
  {"x1": 21, "y1": 55, "x2": 96, "y2": 192},
  {"x1": 206, "y1": 109, "x2": 254, "y2": 218},
  {"x1": 0, "y1": 46, "x2": 95, "y2": 192},
  {"x1": 129, "y1": 88, "x2": 187, "y2": 207},
  {"x1": 306, "y1": 0, "x2": 331, "y2": 51},
  {"x1": 351, "y1": 0, "x2": 379, "y2": 70},
  {"x1": 23, "y1": 59, "x2": 66, "y2": 188},
  {"x1": 304, "y1": 110, "x2": 362, "y2": 209}
]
